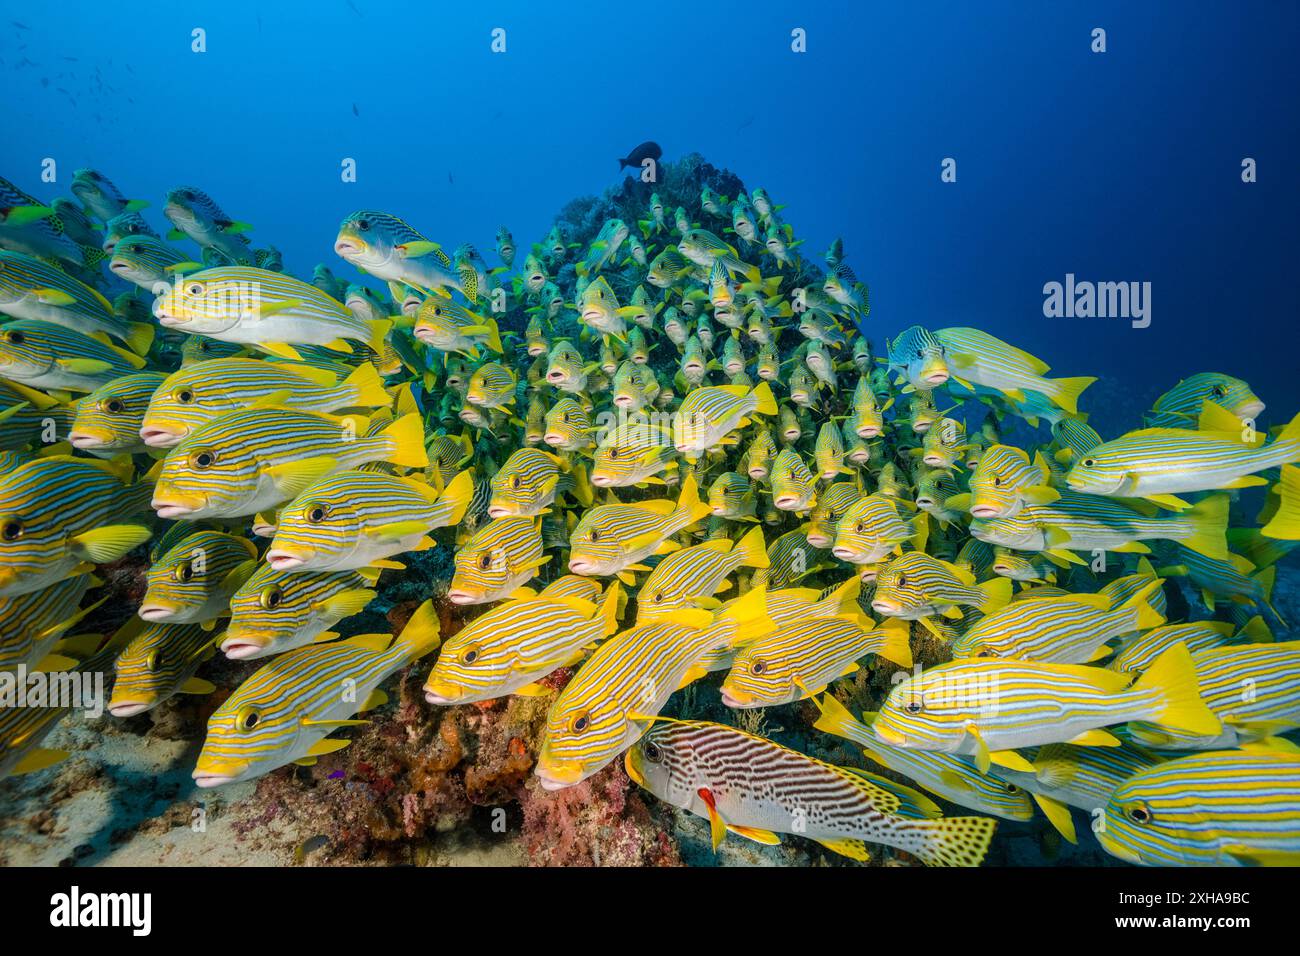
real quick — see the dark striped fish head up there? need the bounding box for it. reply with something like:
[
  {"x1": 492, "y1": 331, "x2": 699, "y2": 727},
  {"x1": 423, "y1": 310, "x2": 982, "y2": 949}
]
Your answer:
[
  {"x1": 888, "y1": 325, "x2": 949, "y2": 389},
  {"x1": 70, "y1": 372, "x2": 165, "y2": 452},
  {"x1": 871, "y1": 553, "x2": 950, "y2": 618},
  {"x1": 489, "y1": 448, "x2": 562, "y2": 517},
  {"x1": 832, "y1": 494, "x2": 914, "y2": 563},
  {"x1": 806, "y1": 482, "x2": 863, "y2": 548},
  {"x1": 221, "y1": 563, "x2": 375, "y2": 659},
  {"x1": 141, "y1": 530, "x2": 257, "y2": 623},
  {"x1": 0, "y1": 320, "x2": 66, "y2": 380},
  {"x1": 72, "y1": 168, "x2": 139, "y2": 220},
  {"x1": 333, "y1": 210, "x2": 424, "y2": 271},
  {"x1": 708, "y1": 471, "x2": 751, "y2": 516},
  {"x1": 267, "y1": 484, "x2": 368, "y2": 570},
  {"x1": 466, "y1": 361, "x2": 516, "y2": 408},
  {"x1": 102, "y1": 212, "x2": 157, "y2": 254},
  {"x1": 744, "y1": 428, "x2": 776, "y2": 479},
  {"x1": 152, "y1": 269, "x2": 256, "y2": 336},
  {"x1": 1152, "y1": 372, "x2": 1264, "y2": 423},
  {"x1": 109, "y1": 235, "x2": 186, "y2": 290},
  {"x1": 872, "y1": 662, "x2": 996, "y2": 750},
  {"x1": 108, "y1": 622, "x2": 214, "y2": 717}
]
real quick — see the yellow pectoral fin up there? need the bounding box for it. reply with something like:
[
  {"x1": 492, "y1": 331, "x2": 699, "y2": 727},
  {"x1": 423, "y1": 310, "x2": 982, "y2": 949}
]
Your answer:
[
  {"x1": 257, "y1": 341, "x2": 303, "y2": 361},
  {"x1": 12, "y1": 748, "x2": 70, "y2": 774},
  {"x1": 988, "y1": 750, "x2": 1036, "y2": 773},
  {"x1": 1032, "y1": 793, "x2": 1079, "y2": 845},
  {"x1": 360, "y1": 689, "x2": 389, "y2": 712},
  {"x1": 513, "y1": 682, "x2": 550, "y2": 697},
  {"x1": 816, "y1": 837, "x2": 871, "y2": 861},
  {"x1": 1065, "y1": 728, "x2": 1122, "y2": 747},
  {"x1": 1144, "y1": 493, "x2": 1193, "y2": 511},
  {"x1": 180, "y1": 677, "x2": 216, "y2": 695},
  {"x1": 728, "y1": 825, "x2": 782, "y2": 846}
]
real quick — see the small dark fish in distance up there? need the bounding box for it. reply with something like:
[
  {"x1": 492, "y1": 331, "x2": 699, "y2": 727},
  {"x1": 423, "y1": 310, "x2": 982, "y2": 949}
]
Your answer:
[
  {"x1": 352, "y1": 103, "x2": 359, "y2": 116},
  {"x1": 618, "y1": 140, "x2": 662, "y2": 171}
]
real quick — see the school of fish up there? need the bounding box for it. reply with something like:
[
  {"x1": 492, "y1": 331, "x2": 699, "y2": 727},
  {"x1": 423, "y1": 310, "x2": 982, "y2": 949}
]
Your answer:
[{"x1": 2, "y1": 162, "x2": 1299, "y2": 868}]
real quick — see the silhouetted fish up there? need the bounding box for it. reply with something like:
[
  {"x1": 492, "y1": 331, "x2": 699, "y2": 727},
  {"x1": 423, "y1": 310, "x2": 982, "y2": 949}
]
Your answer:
[{"x1": 618, "y1": 140, "x2": 662, "y2": 171}]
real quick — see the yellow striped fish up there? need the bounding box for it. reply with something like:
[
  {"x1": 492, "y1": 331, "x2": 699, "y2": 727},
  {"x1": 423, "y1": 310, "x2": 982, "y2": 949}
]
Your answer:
[
  {"x1": 721, "y1": 615, "x2": 913, "y2": 707},
  {"x1": 140, "y1": 358, "x2": 391, "y2": 448},
  {"x1": 448, "y1": 515, "x2": 549, "y2": 604},
  {"x1": 872, "y1": 643, "x2": 1222, "y2": 771},
  {"x1": 672, "y1": 381, "x2": 776, "y2": 456},
  {"x1": 220, "y1": 563, "x2": 378, "y2": 660},
  {"x1": 1099, "y1": 750, "x2": 1300, "y2": 866},
  {"x1": 268, "y1": 468, "x2": 472, "y2": 572},
  {"x1": 140, "y1": 529, "x2": 258, "y2": 625},
  {"x1": 635, "y1": 525, "x2": 768, "y2": 621},
  {"x1": 626, "y1": 718, "x2": 997, "y2": 866},
  {"x1": 870, "y1": 551, "x2": 1011, "y2": 627},
  {"x1": 0, "y1": 573, "x2": 100, "y2": 672},
  {"x1": 591, "y1": 418, "x2": 677, "y2": 488},
  {"x1": 153, "y1": 266, "x2": 390, "y2": 359},
  {"x1": 0, "y1": 318, "x2": 146, "y2": 394},
  {"x1": 412, "y1": 297, "x2": 502, "y2": 357},
  {"x1": 951, "y1": 581, "x2": 1165, "y2": 663},
  {"x1": 194, "y1": 601, "x2": 440, "y2": 787},
  {"x1": 151, "y1": 407, "x2": 427, "y2": 519},
  {"x1": 831, "y1": 493, "x2": 922, "y2": 565},
  {"x1": 68, "y1": 372, "x2": 166, "y2": 454},
  {"x1": 108, "y1": 622, "x2": 217, "y2": 716},
  {"x1": 423, "y1": 584, "x2": 621, "y2": 704},
  {"x1": 811, "y1": 693, "x2": 1040, "y2": 829},
  {"x1": 567, "y1": 472, "x2": 711, "y2": 582},
  {"x1": 535, "y1": 586, "x2": 772, "y2": 790},
  {"x1": 770, "y1": 447, "x2": 817, "y2": 512},
  {"x1": 0, "y1": 455, "x2": 152, "y2": 597}
]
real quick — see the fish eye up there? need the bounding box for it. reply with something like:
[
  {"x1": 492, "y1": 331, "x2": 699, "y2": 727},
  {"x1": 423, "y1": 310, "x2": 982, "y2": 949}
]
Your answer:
[
  {"x1": 1, "y1": 519, "x2": 23, "y2": 541},
  {"x1": 569, "y1": 711, "x2": 591, "y2": 734},
  {"x1": 176, "y1": 389, "x2": 195, "y2": 404},
  {"x1": 190, "y1": 450, "x2": 216, "y2": 470},
  {"x1": 915, "y1": 350, "x2": 924, "y2": 358},
  {"x1": 174, "y1": 561, "x2": 194, "y2": 582},
  {"x1": 146, "y1": 649, "x2": 163, "y2": 671},
  {"x1": 1082, "y1": 458, "x2": 1096, "y2": 468},
  {"x1": 643, "y1": 740, "x2": 662, "y2": 762},
  {"x1": 993, "y1": 476, "x2": 1002, "y2": 486},
  {"x1": 856, "y1": 522, "x2": 867, "y2": 534},
  {"x1": 461, "y1": 645, "x2": 481, "y2": 664},
  {"x1": 750, "y1": 659, "x2": 767, "y2": 675},
  {"x1": 240, "y1": 708, "x2": 260, "y2": 730},
  {"x1": 652, "y1": 591, "x2": 663, "y2": 604},
  {"x1": 6, "y1": 331, "x2": 25, "y2": 344},
  {"x1": 608, "y1": 447, "x2": 619, "y2": 460},
  {"x1": 357, "y1": 219, "x2": 370, "y2": 230},
  {"x1": 904, "y1": 699, "x2": 923, "y2": 715},
  {"x1": 1004, "y1": 783, "x2": 1019, "y2": 794},
  {"x1": 1126, "y1": 803, "x2": 1152, "y2": 825},
  {"x1": 260, "y1": 586, "x2": 283, "y2": 609},
  {"x1": 186, "y1": 282, "x2": 203, "y2": 296},
  {"x1": 1212, "y1": 384, "x2": 1227, "y2": 397},
  {"x1": 478, "y1": 552, "x2": 492, "y2": 570},
  {"x1": 897, "y1": 574, "x2": 908, "y2": 588},
  {"x1": 105, "y1": 398, "x2": 126, "y2": 414},
  {"x1": 511, "y1": 475, "x2": 521, "y2": 489},
  {"x1": 180, "y1": 190, "x2": 195, "y2": 201},
  {"x1": 589, "y1": 529, "x2": 600, "y2": 543},
  {"x1": 307, "y1": 504, "x2": 327, "y2": 523}
]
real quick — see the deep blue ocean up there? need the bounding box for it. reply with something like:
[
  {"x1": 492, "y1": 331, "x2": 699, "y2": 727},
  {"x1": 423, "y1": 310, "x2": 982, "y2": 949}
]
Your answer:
[{"x1": 3, "y1": 0, "x2": 1297, "y2": 434}]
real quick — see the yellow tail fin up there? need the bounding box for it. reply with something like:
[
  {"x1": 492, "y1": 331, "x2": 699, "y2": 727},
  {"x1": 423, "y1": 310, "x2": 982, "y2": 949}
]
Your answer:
[
  {"x1": 381, "y1": 412, "x2": 429, "y2": 469},
  {"x1": 1263, "y1": 465, "x2": 1300, "y2": 541},
  {"x1": 874, "y1": 617, "x2": 914, "y2": 668},
  {"x1": 735, "y1": 524, "x2": 770, "y2": 569},
  {"x1": 600, "y1": 581, "x2": 621, "y2": 637},
  {"x1": 1132, "y1": 642, "x2": 1223, "y2": 737},
  {"x1": 910, "y1": 815, "x2": 998, "y2": 867},
  {"x1": 395, "y1": 599, "x2": 441, "y2": 662},
  {"x1": 977, "y1": 576, "x2": 1013, "y2": 614},
  {"x1": 1182, "y1": 493, "x2": 1229, "y2": 560},
  {"x1": 1050, "y1": 376, "x2": 1096, "y2": 415},
  {"x1": 342, "y1": 361, "x2": 393, "y2": 408},
  {"x1": 750, "y1": 381, "x2": 777, "y2": 416}
]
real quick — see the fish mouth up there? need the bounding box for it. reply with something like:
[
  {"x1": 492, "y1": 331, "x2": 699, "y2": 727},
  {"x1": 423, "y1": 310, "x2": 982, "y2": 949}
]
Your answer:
[
  {"x1": 567, "y1": 558, "x2": 598, "y2": 575},
  {"x1": 542, "y1": 432, "x2": 567, "y2": 446},
  {"x1": 151, "y1": 493, "x2": 205, "y2": 519},
  {"x1": 915, "y1": 497, "x2": 935, "y2": 508},
  {"x1": 422, "y1": 680, "x2": 463, "y2": 705},
  {"x1": 748, "y1": 468, "x2": 768, "y2": 480},
  {"x1": 137, "y1": 603, "x2": 179, "y2": 622},
  {"x1": 192, "y1": 770, "x2": 241, "y2": 789},
  {"x1": 613, "y1": 395, "x2": 634, "y2": 407},
  {"x1": 486, "y1": 505, "x2": 516, "y2": 518},
  {"x1": 1238, "y1": 400, "x2": 1265, "y2": 419},
  {"x1": 109, "y1": 259, "x2": 131, "y2": 275},
  {"x1": 139, "y1": 424, "x2": 186, "y2": 447},
  {"x1": 333, "y1": 237, "x2": 365, "y2": 257},
  {"x1": 589, "y1": 473, "x2": 612, "y2": 487},
  {"x1": 67, "y1": 430, "x2": 110, "y2": 449},
  {"x1": 533, "y1": 756, "x2": 584, "y2": 790},
  {"x1": 108, "y1": 699, "x2": 152, "y2": 718},
  {"x1": 806, "y1": 533, "x2": 832, "y2": 548},
  {"x1": 774, "y1": 494, "x2": 801, "y2": 509},
  {"x1": 923, "y1": 454, "x2": 945, "y2": 466},
  {"x1": 969, "y1": 504, "x2": 1002, "y2": 519},
  {"x1": 831, "y1": 545, "x2": 860, "y2": 560},
  {"x1": 446, "y1": 589, "x2": 480, "y2": 605},
  {"x1": 265, "y1": 549, "x2": 307, "y2": 571},
  {"x1": 872, "y1": 600, "x2": 901, "y2": 615},
  {"x1": 220, "y1": 632, "x2": 271, "y2": 660},
  {"x1": 545, "y1": 371, "x2": 566, "y2": 383},
  {"x1": 856, "y1": 425, "x2": 881, "y2": 438},
  {"x1": 719, "y1": 688, "x2": 755, "y2": 708}
]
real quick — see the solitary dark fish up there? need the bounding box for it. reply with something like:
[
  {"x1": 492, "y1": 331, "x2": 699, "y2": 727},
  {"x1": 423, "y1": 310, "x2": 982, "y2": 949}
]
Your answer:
[
  {"x1": 352, "y1": 103, "x2": 359, "y2": 116},
  {"x1": 618, "y1": 140, "x2": 662, "y2": 171}
]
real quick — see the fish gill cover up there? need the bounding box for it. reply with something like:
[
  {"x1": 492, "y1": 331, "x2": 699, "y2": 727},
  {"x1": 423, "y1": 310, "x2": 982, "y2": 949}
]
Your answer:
[{"x1": 0, "y1": 3, "x2": 1298, "y2": 872}]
